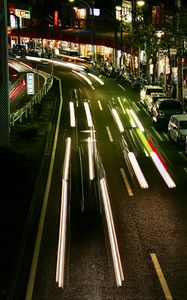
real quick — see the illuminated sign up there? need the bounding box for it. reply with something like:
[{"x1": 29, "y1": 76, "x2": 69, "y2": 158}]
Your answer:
[
  {"x1": 15, "y1": 9, "x2": 30, "y2": 19},
  {"x1": 27, "y1": 73, "x2": 35, "y2": 95},
  {"x1": 54, "y1": 10, "x2": 58, "y2": 26},
  {"x1": 90, "y1": 8, "x2": 100, "y2": 16}
]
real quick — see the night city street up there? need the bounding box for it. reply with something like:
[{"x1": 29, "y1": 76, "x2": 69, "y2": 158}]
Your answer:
[{"x1": 0, "y1": 0, "x2": 187, "y2": 300}]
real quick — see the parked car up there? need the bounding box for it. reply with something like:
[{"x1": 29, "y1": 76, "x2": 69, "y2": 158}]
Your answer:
[
  {"x1": 168, "y1": 114, "x2": 187, "y2": 146},
  {"x1": 152, "y1": 99, "x2": 184, "y2": 127},
  {"x1": 140, "y1": 85, "x2": 164, "y2": 106},
  {"x1": 147, "y1": 93, "x2": 172, "y2": 113}
]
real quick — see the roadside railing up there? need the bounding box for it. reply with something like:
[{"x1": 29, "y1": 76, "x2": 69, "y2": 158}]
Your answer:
[{"x1": 9, "y1": 74, "x2": 53, "y2": 127}]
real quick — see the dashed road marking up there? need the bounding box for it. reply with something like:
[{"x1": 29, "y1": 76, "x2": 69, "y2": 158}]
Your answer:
[
  {"x1": 120, "y1": 168, "x2": 133, "y2": 196},
  {"x1": 150, "y1": 253, "x2": 173, "y2": 300},
  {"x1": 106, "y1": 126, "x2": 113, "y2": 142}
]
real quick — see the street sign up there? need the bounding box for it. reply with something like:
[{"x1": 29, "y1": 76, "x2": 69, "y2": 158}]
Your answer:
[{"x1": 27, "y1": 73, "x2": 35, "y2": 95}]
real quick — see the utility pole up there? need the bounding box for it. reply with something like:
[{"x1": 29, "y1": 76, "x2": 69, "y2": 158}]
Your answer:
[
  {"x1": 0, "y1": 0, "x2": 10, "y2": 147},
  {"x1": 176, "y1": 0, "x2": 183, "y2": 104}
]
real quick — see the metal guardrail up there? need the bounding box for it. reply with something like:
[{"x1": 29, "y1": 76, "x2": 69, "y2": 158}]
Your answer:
[{"x1": 10, "y1": 74, "x2": 53, "y2": 127}]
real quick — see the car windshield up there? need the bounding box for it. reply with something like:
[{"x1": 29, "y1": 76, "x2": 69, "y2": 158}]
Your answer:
[
  {"x1": 179, "y1": 120, "x2": 187, "y2": 129},
  {"x1": 147, "y1": 88, "x2": 163, "y2": 95},
  {"x1": 159, "y1": 101, "x2": 183, "y2": 110}
]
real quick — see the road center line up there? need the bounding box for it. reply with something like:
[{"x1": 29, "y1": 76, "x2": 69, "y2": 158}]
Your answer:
[
  {"x1": 106, "y1": 126, "x2": 114, "y2": 142},
  {"x1": 98, "y1": 100, "x2": 103, "y2": 110},
  {"x1": 120, "y1": 168, "x2": 133, "y2": 196},
  {"x1": 150, "y1": 253, "x2": 173, "y2": 300}
]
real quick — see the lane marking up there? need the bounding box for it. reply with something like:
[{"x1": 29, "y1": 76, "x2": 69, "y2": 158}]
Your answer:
[
  {"x1": 98, "y1": 100, "x2": 103, "y2": 110},
  {"x1": 120, "y1": 168, "x2": 133, "y2": 196},
  {"x1": 150, "y1": 253, "x2": 173, "y2": 300},
  {"x1": 106, "y1": 126, "x2": 114, "y2": 142}
]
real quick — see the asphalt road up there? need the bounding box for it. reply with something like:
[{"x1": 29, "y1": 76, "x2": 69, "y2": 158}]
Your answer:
[{"x1": 4, "y1": 59, "x2": 187, "y2": 299}]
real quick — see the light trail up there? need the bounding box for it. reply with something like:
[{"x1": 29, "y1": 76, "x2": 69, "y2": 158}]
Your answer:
[
  {"x1": 129, "y1": 109, "x2": 145, "y2": 132},
  {"x1": 84, "y1": 102, "x2": 93, "y2": 127},
  {"x1": 100, "y1": 178, "x2": 124, "y2": 287},
  {"x1": 88, "y1": 137, "x2": 95, "y2": 180},
  {"x1": 112, "y1": 108, "x2": 124, "y2": 133},
  {"x1": 117, "y1": 97, "x2": 126, "y2": 115},
  {"x1": 128, "y1": 152, "x2": 149, "y2": 189},
  {"x1": 56, "y1": 137, "x2": 71, "y2": 288},
  {"x1": 88, "y1": 72, "x2": 104, "y2": 85},
  {"x1": 150, "y1": 152, "x2": 176, "y2": 188},
  {"x1": 72, "y1": 70, "x2": 94, "y2": 88},
  {"x1": 69, "y1": 102, "x2": 76, "y2": 127},
  {"x1": 9, "y1": 80, "x2": 26, "y2": 101},
  {"x1": 98, "y1": 100, "x2": 103, "y2": 110}
]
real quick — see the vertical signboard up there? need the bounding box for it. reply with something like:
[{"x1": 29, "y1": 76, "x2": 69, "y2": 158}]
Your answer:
[
  {"x1": 27, "y1": 73, "x2": 35, "y2": 95},
  {"x1": 54, "y1": 10, "x2": 58, "y2": 26}
]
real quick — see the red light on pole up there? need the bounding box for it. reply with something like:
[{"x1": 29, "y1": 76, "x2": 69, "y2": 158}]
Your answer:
[{"x1": 54, "y1": 10, "x2": 58, "y2": 26}]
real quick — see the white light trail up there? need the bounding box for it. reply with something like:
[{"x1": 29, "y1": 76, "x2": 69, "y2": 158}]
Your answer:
[
  {"x1": 56, "y1": 137, "x2": 72, "y2": 288},
  {"x1": 150, "y1": 152, "x2": 176, "y2": 188},
  {"x1": 112, "y1": 108, "x2": 124, "y2": 133},
  {"x1": 69, "y1": 102, "x2": 76, "y2": 127},
  {"x1": 98, "y1": 100, "x2": 103, "y2": 110},
  {"x1": 84, "y1": 102, "x2": 93, "y2": 127},
  {"x1": 129, "y1": 109, "x2": 145, "y2": 132},
  {"x1": 128, "y1": 152, "x2": 149, "y2": 189},
  {"x1": 117, "y1": 97, "x2": 126, "y2": 115},
  {"x1": 88, "y1": 137, "x2": 95, "y2": 180},
  {"x1": 72, "y1": 70, "x2": 94, "y2": 87},
  {"x1": 88, "y1": 72, "x2": 104, "y2": 85},
  {"x1": 56, "y1": 180, "x2": 68, "y2": 288},
  {"x1": 63, "y1": 137, "x2": 71, "y2": 180},
  {"x1": 100, "y1": 178, "x2": 124, "y2": 287}
]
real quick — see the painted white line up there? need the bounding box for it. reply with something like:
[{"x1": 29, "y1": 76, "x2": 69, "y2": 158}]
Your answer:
[
  {"x1": 120, "y1": 168, "x2": 133, "y2": 196},
  {"x1": 150, "y1": 253, "x2": 173, "y2": 300},
  {"x1": 106, "y1": 126, "x2": 114, "y2": 142},
  {"x1": 98, "y1": 100, "x2": 103, "y2": 110}
]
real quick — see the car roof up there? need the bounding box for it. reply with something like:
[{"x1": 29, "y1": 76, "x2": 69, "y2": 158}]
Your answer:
[{"x1": 171, "y1": 114, "x2": 187, "y2": 121}]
